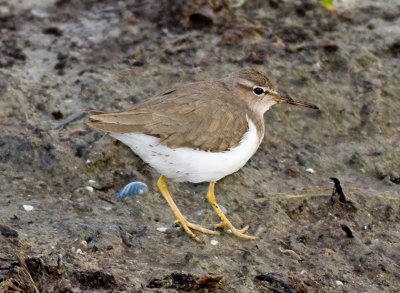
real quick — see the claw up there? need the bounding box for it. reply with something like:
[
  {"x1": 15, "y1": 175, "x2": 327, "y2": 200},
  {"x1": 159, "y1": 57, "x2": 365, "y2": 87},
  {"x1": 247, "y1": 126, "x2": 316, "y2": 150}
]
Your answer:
[{"x1": 215, "y1": 221, "x2": 258, "y2": 240}]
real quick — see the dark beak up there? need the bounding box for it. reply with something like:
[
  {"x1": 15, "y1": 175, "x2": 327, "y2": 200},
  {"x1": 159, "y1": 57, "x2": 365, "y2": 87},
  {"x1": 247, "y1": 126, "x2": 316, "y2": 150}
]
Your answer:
[{"x1": 274, "y1": 92, "x2": 319, "y2": 110}]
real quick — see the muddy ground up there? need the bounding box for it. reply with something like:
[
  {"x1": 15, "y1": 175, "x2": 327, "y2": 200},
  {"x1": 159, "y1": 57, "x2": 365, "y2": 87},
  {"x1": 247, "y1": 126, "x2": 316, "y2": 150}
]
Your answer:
[{"x1": 1, "y1": 0, "x2": 400, "y2": 292}]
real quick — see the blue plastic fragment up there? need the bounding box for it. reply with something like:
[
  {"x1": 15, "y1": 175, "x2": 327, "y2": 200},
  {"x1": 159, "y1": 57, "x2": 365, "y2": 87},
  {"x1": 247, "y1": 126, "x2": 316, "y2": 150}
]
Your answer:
[{"x1": 117, "y1": 181, "x2": 148, "y2": 199}]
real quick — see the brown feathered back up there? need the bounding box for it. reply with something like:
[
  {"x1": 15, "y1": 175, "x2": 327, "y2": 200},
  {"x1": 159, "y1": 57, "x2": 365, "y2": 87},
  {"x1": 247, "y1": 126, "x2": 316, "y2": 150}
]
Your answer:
[{"x1": 87, "y1": 81, "x2": 256, "y2": 152}]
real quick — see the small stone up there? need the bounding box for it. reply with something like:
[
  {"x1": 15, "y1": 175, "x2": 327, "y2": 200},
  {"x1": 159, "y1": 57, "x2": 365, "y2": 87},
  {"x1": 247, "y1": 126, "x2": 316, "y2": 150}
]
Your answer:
[
  {"x1": 195, "y1": 209, "x2": 205, "y2": 216},
  {"x1": 306, "y1": 168, "x2": 315, "y2": 174},
  {"x1": 23, "y1": 204, "x2": 34, "y2": 211},
  {"x1": 85, "y1": 186, "x2": 94, "y2": 192},
  {"x1": 0, "y1": 224, "x2": 18, "y2": 237},
  {"x1": 30, "y1": 8, "x2": 48, "y2": 19},
  {"x1": 335, "y1": 280, "x2": 343, "y2": 286},
  {"x1": 157, "y1": 227, "x2": 168, "y2": 232},
  {"x1": 210, "y1": 239, "x2": 218, "y2": 245}
]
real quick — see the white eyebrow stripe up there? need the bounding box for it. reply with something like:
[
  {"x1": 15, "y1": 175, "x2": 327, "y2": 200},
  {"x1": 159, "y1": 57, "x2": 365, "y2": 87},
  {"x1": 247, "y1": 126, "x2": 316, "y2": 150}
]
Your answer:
[{"x1": 238, "y1": 79, "x2": 255, "y2": 88}]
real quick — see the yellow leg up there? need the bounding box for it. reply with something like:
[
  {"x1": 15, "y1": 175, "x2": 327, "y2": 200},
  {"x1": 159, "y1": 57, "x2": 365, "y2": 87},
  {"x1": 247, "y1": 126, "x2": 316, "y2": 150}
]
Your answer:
[
  {"x1": 206, "y1": 182, "x2": 259, "y2": 240},
  {"x1": 157, "y1": 175, "x2": 218, "y2": 242}
]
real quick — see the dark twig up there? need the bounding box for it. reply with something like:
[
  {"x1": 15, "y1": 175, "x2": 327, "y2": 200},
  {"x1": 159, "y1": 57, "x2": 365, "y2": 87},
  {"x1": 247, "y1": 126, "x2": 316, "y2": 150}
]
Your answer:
[
  {"x1": 330, "y1": 177, "x2": 346, "y2": 203},
  {"x1": 53, "y1": 112, "x2": 86, "y2": 130}
]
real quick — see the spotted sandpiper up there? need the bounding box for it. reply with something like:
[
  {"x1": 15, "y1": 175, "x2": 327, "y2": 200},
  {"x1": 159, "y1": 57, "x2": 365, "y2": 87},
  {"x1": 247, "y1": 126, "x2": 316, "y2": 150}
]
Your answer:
[{"x1": 86, "y1": 67, "x2": 319, "y2": 242}]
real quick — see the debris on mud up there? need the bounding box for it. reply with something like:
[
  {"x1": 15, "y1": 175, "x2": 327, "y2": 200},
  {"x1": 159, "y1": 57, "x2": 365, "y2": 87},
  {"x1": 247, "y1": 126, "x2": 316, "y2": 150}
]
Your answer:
[
  {"x1": 147, "y1": 272, "x2": 224, "y2": 292},
  {"x1": 1, "y1": 0, "x2": 400, "y2": 291}
]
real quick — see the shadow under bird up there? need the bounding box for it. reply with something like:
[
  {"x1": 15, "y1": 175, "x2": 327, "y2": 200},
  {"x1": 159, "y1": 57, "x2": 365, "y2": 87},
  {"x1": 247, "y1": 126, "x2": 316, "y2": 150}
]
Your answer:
[{"x1": 86, "y1": 67, "x2": 319, "y2": 242}]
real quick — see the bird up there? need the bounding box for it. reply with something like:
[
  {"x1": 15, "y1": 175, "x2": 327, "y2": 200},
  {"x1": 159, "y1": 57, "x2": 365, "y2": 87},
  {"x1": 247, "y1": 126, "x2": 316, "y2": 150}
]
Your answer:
[{"x1": 86, "y1": 67, "x2": 319, "y2": 242}]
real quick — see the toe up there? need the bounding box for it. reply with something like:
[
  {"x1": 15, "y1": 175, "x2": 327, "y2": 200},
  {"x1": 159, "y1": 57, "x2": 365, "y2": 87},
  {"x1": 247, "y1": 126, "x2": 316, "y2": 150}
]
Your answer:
[
  {"x1": 237, "y1": 225, "x2": 249, "y2": 234},
  {"x1": 214, "y1": 221, "x2": 258, "y2": 240},
  {"x1": 179, "y1": 222, "x2": 202, "y2": 242}
]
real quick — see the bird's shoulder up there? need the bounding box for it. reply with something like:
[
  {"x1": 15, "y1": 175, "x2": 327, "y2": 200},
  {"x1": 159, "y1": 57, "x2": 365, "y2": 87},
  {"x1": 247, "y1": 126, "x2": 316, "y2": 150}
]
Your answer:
[
  {"x1": 87, "y1": 80, "x2": 251, "y2": 152},
  {"x1": 128, "y1": 81, "x2": 249, "y2": 151}
]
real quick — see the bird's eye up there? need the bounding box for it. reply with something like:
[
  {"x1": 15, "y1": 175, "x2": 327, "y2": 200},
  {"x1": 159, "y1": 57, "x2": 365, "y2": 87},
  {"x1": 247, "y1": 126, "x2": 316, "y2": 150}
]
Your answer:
[{"x1": 253, "y1": 87, "x2": 264, "y2": 96}]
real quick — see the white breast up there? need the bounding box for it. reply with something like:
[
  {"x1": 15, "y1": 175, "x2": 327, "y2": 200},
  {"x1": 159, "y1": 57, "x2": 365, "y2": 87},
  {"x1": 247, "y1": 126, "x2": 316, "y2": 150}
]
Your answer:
[{"x1": 110, "y1": 118, "x2": 261, "y2": 183}]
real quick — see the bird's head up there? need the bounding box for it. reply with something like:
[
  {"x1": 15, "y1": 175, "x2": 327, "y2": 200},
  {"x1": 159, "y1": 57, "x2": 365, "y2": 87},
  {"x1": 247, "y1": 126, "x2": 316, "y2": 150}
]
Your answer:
[{"x1": 225, "y1": 67, "x2": 319, "y2": 115}]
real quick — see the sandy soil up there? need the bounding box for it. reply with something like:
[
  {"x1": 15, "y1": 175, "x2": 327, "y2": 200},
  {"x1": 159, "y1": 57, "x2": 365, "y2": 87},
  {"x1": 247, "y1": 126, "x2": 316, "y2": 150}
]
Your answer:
[{"x1": 1, "y1": 0, "x2": 400, "y2": 292}]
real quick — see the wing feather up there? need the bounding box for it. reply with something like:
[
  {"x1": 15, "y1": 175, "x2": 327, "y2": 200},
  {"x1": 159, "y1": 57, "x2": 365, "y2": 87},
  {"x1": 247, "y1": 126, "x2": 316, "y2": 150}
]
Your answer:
[{"x1": 86, "y1": 81, "x2": 248, "y2": 152}]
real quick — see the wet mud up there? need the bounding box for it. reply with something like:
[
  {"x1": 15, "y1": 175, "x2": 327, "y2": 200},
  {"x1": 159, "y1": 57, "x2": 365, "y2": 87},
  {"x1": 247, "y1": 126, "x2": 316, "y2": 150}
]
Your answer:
[{"x1": 1, "y1": 0, "x2": 400, "y2": 292}]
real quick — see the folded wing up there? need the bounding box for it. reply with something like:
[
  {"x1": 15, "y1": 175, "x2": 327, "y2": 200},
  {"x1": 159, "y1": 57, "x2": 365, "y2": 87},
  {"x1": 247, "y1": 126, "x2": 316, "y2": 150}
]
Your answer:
[{"x1": 86, "y1": 82, "x2": 248, "y2": 152}]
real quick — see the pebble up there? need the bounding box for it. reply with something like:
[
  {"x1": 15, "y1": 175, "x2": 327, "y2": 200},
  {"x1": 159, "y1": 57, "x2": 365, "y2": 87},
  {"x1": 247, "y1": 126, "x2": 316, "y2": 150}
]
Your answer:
[
  {"x1": 117, "y1": 181, "x2": 148, "y2": 199},
  {"x1": 157, "y1": 227, "x2": 168, "y2": 232},
  {"x1": 210, "y1": 239, "x2": 218, "y2": 245},
  {"x1": 195, "y1": 209, "x2": 205, "y2": 216},
  {"x1": 0, "y1": 224, "x2": 18, "y2": 237},
  {"x1": 306, "y1": 168, "x2": 315, "y2": 174},
  {"x1": 85, "y1": 186, "x2": 94, "y2": 192},
  {"x1": 23, "y1": 204, "x2": 34, "y2": 211},
  {"x1": 335, "y1": 280, "x2": 344, "y2": 286},
  {"x1": 30, "y1": 8, "x2": 49, "y2": 19}
]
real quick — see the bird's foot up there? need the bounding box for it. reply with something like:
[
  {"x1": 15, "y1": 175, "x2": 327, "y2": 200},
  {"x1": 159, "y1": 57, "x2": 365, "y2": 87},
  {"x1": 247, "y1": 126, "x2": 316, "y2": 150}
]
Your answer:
[
  {"x1": 214, "y1": 221, "x2": 258, "y2": 240},
  {"x1": 174, "y1": 219, "x2": 219, "y2": 242},
  {"x1": 157, "y1": 175, "x2": 218, "y2": 242},
  {"x1": 206, "y1": 182, "x2": 258, "y2": 240}
]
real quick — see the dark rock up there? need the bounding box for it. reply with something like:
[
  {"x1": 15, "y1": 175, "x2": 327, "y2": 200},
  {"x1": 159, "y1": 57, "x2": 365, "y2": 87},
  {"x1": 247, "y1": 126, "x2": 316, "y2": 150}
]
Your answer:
[
  {"x1": 52, "y1": 110, "x2": 64, "y2": 120},
  {"x1": 341, "y1": 224, "x2": 354, "y2": 238},
  {"x1": 42, "y1": 27, "x2": 63, "y2": 36},
  {"x1": 388, "y1": 40, "x2": 400, "y2": 57},
  {"x1": 147, "y1": 272, "x2": 197, "y2": 291},
  {"x1": 255, "y1": 274, "x2": 295, "y2": 292},
  {"x1": 321, "y1": 42, "x2": 339, "y2": 53},
  {"x1": 189, "y1": 6, "x2": 215, "y2": 30},
  {"x1": 72, "y1": 270, "x2": 117, "y2": 289},
  {"x1": 0, "y1": 224, "x2": 18, "y2": 237}
]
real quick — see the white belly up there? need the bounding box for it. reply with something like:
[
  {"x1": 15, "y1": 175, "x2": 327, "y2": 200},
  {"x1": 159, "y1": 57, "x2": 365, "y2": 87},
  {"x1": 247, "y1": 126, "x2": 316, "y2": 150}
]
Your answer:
[{"x1": 111, "y1": 119, "x2": 261, "y2": 183}]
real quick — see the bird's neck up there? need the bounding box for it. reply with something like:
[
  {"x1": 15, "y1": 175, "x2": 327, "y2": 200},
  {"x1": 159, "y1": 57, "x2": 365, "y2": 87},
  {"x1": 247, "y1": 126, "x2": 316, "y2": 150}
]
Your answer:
[{"x1": 246, "y1": 110, "x2": 265, "y2": 144}]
